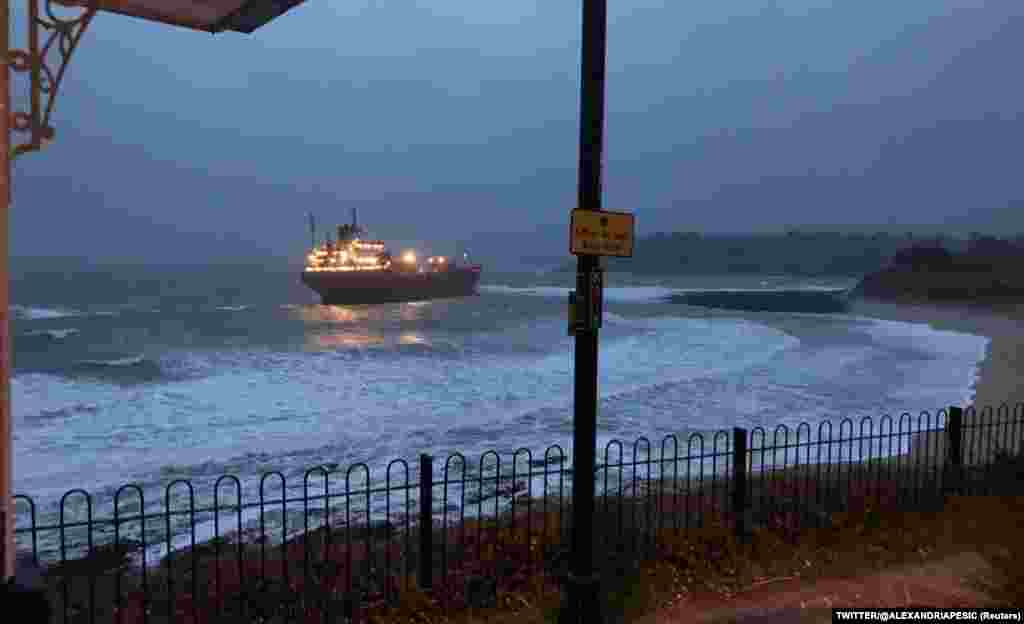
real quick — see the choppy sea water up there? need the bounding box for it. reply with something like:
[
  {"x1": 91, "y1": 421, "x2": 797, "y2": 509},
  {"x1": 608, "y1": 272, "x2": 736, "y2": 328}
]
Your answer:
[{"x1": 10, "y1": 268, "x2": 988, "y2": 561}]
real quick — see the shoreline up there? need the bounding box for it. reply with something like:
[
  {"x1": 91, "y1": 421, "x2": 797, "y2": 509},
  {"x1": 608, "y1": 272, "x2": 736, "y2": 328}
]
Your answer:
[
  {"x1": 729, "y1": 296, "x2": 1023, "y2": 466},
  {"x1": 846, "y1": 298, "x2": 1024, "y2": 463},
  {"x1": 17, "y1": 295, "x2": 1023, "y2": 566}
]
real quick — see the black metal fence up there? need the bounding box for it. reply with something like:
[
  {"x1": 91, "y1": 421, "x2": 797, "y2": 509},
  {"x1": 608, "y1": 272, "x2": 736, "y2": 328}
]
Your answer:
[{"x1": 13, "y1": 403, "x2": 1024, "y2": 623}]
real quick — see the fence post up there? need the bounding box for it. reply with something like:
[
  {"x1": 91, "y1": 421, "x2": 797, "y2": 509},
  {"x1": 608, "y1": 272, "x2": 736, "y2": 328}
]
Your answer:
[
  {"x1": 418, "y1": 454, "x2": 433, "y2": 590},
  {"x1": 732, "y1": 427, "x2": 748, "y2": 543},
  {"x1": 945, "y1": 407, "x2": 964, "y2": 496}
]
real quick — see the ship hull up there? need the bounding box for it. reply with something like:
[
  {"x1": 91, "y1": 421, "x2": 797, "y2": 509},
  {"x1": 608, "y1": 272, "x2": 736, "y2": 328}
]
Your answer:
[{"x1": 301, "y1": 266, "x2": 482, "y2": 305}]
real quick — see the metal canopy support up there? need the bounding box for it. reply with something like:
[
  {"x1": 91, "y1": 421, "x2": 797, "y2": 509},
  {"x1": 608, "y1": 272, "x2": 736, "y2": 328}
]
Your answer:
[
  {"x1": 9, "y1": 0, "x2": 97, "y2": 158},
  {"x1": 565, "y1": 0, "x2": 608, "y2": 622},
  {"x1": 1, "y1": 0, "x2": 309, "y2": 584},
  {"x1": 1, "y1": 0, "x2": 98, "y2": 582},
  {"x1": 1, "y1": 0, "x2": 11, "y2": 584}
]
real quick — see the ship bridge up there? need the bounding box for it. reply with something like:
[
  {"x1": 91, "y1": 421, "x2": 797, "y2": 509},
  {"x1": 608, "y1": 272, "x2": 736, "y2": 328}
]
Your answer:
[{"x1": 306, "y1": 237, "x2": 390, "y2": 272}]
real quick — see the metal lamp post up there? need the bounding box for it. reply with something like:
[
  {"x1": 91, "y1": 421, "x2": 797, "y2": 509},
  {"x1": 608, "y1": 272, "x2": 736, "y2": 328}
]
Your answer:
[{"x1": 565, "y1": 0, "x2": 609, "y2": 622}]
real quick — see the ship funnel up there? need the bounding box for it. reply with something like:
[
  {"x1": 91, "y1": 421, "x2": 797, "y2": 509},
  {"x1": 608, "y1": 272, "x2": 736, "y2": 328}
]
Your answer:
[{"x1": 352, "y1": 207, "x2": 358, "y2": 230}]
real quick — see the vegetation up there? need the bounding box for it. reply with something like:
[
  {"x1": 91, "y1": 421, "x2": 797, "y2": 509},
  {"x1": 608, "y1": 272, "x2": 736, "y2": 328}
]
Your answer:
[
  {"x1": 854, "y1": 234, "x2": 1024, "y2": 300},
  {"x1": 30, "y1": 444, "x2": 1024, "y2": 623}
]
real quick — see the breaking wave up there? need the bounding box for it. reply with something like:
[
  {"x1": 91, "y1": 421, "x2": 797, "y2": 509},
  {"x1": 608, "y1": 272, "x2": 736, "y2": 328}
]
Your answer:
[
  {"x1": 23, "y1": 328, "x2": 80, "y2": 341},
  {"x1": 11, "y1": 305, "x2": 81, "y2": 320},
  {"x1": 480, "y1": 284, "x2": 675, "y2": 303},
  {"x1": 76, "y1": 355, "x2": 148, "y2": 368}
]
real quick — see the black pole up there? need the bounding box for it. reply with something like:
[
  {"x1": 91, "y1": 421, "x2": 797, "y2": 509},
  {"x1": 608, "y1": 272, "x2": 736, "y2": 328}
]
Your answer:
[
  {"x1": 565, "y1": 0, "x2": 607, "y2": 622},
  {"x1": 418, "y1": 454, "x2": 434, "y2": 590},
  {"x1": 732, "y1": 428, "x2": 748, "y2": 543},
  {"x1": 945, "y1": 407, "x2": 964, "y2": 496}
]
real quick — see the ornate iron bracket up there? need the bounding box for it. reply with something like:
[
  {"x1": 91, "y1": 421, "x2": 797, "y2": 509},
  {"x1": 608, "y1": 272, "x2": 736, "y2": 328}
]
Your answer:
[{"x1": 8, "y1": 0, "x2": 97, "y2": 158}]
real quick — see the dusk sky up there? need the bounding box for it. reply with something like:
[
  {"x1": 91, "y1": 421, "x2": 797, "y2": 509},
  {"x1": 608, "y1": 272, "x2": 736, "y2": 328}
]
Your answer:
[{"x1": 9, "y1": 1, "x2": 1024, "y2": 264}]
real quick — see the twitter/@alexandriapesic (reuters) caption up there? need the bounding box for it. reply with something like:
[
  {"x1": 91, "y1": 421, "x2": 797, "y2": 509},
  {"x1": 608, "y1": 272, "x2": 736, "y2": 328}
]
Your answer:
[{"x1": 832, "y1": 609, "x2": 1023, "y2": 623}]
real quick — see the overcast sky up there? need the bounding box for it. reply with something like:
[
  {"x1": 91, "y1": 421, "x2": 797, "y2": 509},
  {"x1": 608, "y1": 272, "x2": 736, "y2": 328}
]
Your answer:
[{"x1": 9, "y1": 0, "x2": 1024, "y2": 264}]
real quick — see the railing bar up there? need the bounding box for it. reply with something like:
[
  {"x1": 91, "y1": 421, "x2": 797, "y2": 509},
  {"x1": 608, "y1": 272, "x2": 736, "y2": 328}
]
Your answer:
[{"x1": 15, "y1": 411, "x2": 1024, "y2": 624}]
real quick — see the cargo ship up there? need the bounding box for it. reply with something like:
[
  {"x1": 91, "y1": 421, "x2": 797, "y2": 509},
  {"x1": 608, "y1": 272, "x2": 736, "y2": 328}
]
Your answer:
[{"x1": 300, "y1": 210, "x2": 482, "y2": 305}]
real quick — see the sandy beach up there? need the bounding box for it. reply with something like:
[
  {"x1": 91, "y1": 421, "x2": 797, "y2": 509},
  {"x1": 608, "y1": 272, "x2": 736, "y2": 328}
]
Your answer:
[{"x1": 847, "y1": 298, "x2": 1024, "y2": 464}]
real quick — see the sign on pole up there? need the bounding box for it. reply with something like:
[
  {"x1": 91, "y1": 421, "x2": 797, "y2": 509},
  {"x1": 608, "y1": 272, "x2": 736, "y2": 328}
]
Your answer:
[{"x1": 570, "y1": 209, "x2": 635, "y2": 257}]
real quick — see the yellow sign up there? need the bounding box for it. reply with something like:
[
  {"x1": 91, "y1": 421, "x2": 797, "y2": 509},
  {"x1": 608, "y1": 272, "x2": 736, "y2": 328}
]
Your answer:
[{"x1": 570, "y1": 209, "x2": 635, "y2": 257}]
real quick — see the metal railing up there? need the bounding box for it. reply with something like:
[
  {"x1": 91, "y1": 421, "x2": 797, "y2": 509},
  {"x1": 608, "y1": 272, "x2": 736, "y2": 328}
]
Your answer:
[{"x1": 12, "y1": 402, "x2": 1024, "y2": 623}]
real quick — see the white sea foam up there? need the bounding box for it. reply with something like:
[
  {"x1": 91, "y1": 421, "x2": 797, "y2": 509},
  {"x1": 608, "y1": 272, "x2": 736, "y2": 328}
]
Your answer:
[
  {"x1": 216, "y1": 305, "x2": 250, "y2": 312},
  {"x1": 481, "y1": 284, "x2": 851, "y2": 303},
  {"x1": 12, "y1": 317, "x2": 791, "y2": 493},
  {"x1": 794, "y1": 285, "x2": 856, "y2": 292},
  {"x1": 11, "y1": 305, "x2": 80, "y2": 320},
  {"x1": 11, "y1": 307, "x2": 994, "y2": 563},
  {"x1": 11, "y1": 304, "x2": 133, "y2": 320},
  {"x1": 602, "y1": 312, "x2": 632, "y2": 324},
  {"x1": 860, "y1": 318, "x2": 989, "y2": 410},
  {"x1": 76, "y1": 355, "x2": 147, "y2": 367},
  {"x1": 672, "y1": 287, "x2": 849, "y2": 294},
  {"x1": 24, "y1": 328, "x2": 80, "y2": 340},
  {"x1": 481, "y1": 284, "x2": 675, "y2": 302},
  {"x1": 15, "y1": 314, "x2": 988, "y2": 493}
]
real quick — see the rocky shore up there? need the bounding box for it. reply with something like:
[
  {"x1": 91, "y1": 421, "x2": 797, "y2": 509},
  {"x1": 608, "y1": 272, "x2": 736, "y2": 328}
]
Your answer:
[
  {"x1": 850, "y1": 267, "x2": 1024, "y2": 301},
  {"x1": 849, "y1": 239, "x2": 1024, "y2": 302}
]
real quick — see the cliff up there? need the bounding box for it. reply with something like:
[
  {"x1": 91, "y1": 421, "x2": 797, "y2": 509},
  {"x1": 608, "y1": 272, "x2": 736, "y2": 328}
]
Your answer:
[{"x1": 850, "y1": 240, "x2": 1024, "y2": 302}]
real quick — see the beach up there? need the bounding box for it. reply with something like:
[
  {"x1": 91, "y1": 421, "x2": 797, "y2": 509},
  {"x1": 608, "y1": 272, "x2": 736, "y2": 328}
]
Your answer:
[{"x1": 848, "y1": 299, "x2": 1024, "y2": 464}]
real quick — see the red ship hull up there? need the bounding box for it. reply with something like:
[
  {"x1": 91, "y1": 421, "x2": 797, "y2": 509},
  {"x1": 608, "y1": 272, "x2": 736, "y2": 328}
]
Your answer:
[{"x1": 301, "y1": 266, "x2": 482, "y2": 304}]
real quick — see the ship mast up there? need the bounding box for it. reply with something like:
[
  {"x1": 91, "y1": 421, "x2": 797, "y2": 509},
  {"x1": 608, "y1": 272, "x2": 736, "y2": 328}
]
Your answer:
[{"x1": 308, "y1": 213, "x2": 316, "y2": 249}]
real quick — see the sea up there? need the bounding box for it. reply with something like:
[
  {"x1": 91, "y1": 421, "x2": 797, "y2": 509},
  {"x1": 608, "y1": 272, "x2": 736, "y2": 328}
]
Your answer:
[{"x1": 9, "y1": 265, "x2": 988, "y2": 562}]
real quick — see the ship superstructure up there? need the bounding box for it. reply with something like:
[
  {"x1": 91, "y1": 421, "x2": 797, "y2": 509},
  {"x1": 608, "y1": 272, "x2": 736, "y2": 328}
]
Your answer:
[{"x1": 305, "y1": 222, "x2": 391, "y2": 273}]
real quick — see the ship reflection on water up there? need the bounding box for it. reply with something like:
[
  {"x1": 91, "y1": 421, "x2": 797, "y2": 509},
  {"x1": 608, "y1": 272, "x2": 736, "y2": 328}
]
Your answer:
[
  {"x1": 399, "y1": 301, "x2": 431, "y2": 321},
  {"x1": 307, "y1": 332, "x2": 384, "y2": 349},
  {"x1": 289, "y1": 302, "x2": 433, "y2": 325},
  {"x1": 398, "y1": 333, "x2": 428, "y2": 345},
  {"x1": 305, "y1": 331, "x2": 428, "y2": 350},
  {"x1": 291, "y1": 301, "x2": 435, "y2": 350},
  {"x1": 291, "y1": 305, "x2": 368, "y2": 324}
]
